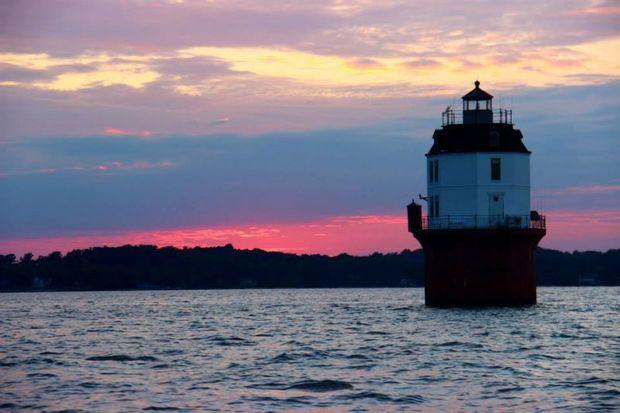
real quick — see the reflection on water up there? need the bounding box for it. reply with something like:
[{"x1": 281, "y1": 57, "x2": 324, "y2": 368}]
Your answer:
[{"x1": 0, "y1": 288, "x2": 618, "y2": 411}]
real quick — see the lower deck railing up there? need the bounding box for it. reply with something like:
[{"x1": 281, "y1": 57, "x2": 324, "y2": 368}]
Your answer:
[{"x1": 421, "y1": 214, "x2": 545, "y2": 230}]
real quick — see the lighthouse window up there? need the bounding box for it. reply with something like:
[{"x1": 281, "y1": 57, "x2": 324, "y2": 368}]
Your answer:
[
  {"x1": 428, "y1": 160, "x2": 439, "y2": 183},
  {"x1": 428, "y1": 196, "x2": 439, "y2": 217},
  {"x1": 491, "y1": 158, "x2": 501, "y2": 181}
]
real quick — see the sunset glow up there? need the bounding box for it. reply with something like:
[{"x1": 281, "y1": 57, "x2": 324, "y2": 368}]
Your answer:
[
  {"x1": 1, "y1": 0, "x2": 618, "y2": 255},
  {"x1": 1, "y1": 35, "x2": 618, "y2": 95},
  {"x1": 1, "y1": 209, "x2": 618, "y2": 258}
]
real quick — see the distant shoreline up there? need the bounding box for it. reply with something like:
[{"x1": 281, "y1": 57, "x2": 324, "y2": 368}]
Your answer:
[
  {"x1": 1, "y1": 244, "x2": 618, "y2": 292},
  {"x1": 1, "y1": 285, "x2": 617, "y2": 294}
]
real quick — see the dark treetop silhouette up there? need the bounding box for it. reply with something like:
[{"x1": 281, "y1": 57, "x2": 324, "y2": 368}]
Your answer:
[{"x1": 0, "y1": 245, "x2": 618, "y2": 291}]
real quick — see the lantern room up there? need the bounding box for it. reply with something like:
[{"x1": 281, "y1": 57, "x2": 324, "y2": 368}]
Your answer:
[{"x1": 462, "y1": 80, "x2": 493, "y2": 124}]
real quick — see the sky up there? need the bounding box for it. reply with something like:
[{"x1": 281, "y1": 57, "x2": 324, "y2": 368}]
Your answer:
[{"x1": 0, "y1": 0, "x2": 619, "y2": 256}]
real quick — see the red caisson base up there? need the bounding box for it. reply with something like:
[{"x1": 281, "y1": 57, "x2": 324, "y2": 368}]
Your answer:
[{"x1": 414, "y1": 228, "x2": 546, "y2": 307}]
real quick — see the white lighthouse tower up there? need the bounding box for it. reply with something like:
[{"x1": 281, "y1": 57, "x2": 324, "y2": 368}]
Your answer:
[
  {"x1": 427, "y1": 81, "x2": 531, "y2": 229},
  {"x1": 408, "y1": 81, "x2": 546, "y2": 306}
]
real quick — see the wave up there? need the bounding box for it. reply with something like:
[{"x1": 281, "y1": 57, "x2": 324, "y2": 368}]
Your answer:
[
  {"x1": 86, "y1": 355, "x2": 159, "y2": 362},
  {"x1": 437, "y1": 341, "x2": 484, "y2": 349},
  {"x1": 339, "y1": 391, "x2": 392, "y2": 402},
  {"x1": 27, "y1": 372, "x2": 58, "y2": 378},
  {"x1": 270, "y1": 353, "x2": 296, "y2": 363},
  {"x1": 285, "y1": 379, "x2": 353, "y2": 392},
  {"x1": 208, "y1": 336, "x2": 255, "y2": 347},
  {"x1": 268, "y1": 349, "x2": 332, "y2": 364},
  {"x1": 0, "y1": 360, "x2": 17, "y2": 367},
  {"x1": 339, "y1": 392, "x2": 425, "y2": 404}
]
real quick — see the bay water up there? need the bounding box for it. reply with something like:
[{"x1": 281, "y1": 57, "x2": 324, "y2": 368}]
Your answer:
[{"x1": 1, "y1": 287, "x2": 618, "y2": 411}]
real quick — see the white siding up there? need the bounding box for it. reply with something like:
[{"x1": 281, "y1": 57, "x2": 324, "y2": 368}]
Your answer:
[{"x1": 426, "y1": 152, "x2": 530, "y2": 228}]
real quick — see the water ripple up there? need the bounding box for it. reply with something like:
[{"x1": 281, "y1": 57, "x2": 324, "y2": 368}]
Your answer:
[
  {"x1": 285, "y1": 379, "x2": 354, "y2": 392},
  {"x1": 0, "y1": 287, "x2": 618, "y2": 411},
  {"x1": 86, "y1": 355, "x2": 159, "y2": 362}
]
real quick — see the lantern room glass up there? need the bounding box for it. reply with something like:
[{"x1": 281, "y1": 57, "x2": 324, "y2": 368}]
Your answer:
[{"x1": 464, "y1": 99, "x2": 492, "y2": 111}]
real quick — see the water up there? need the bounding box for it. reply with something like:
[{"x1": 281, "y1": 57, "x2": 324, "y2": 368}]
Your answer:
[{"x1": 1, "y1": 288, "x2": 618, "y2": 412}]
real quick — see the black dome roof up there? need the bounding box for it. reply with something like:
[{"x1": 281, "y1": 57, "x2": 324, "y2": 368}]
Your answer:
[
  {"x1": 427, "y1": 123, "x2": 529, "y2": 155},
  {"x1": 461, "y1": 80, "x2": 493, "y2": 101}
]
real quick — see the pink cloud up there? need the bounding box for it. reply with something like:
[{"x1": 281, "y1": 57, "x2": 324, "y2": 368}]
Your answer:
[
  {"x1": 101, "y1": 127, "x2": 152, "y2": 137},
  {"x1": 1, "y1": 209, "x2": 618, "y2": 258},
  {"x1": 572, "y1": 4, "x2": 620, "y2": 16},
  {"x1": 0, "y1": 161, "x2": 174, "y2": 177},
  {"x1": 0, "y1": 213, "x2": 416, "y2": 257},
  {"x1": 93, "y1": 160, "x2": 174, "y2": 172},
  {"x1": 540, "y1": 209, "x2": 620, "y2": 251},
  {"x1": 540, "y1": 185, "x2": 620, "y2": 195},
  {"x1": 0, "y1": 167, "x2": 57, "y2": 177},
  {"x1": 330, "y1": 215, "x2": 407, "y2": 225}
]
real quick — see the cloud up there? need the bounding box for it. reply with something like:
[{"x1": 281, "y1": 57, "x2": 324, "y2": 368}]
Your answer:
[
  {"x1": 347, "y1": 58, "x2": 384, "y2": 69},
  {"x1": 0, "y1": 60, "x2": 100, "y2": 85},
  {"x1": 0, "y1": 1, "x2": 618, "y2": 253},
  {"x1": 0, "y1": 212, "x2": 416, "y2": 257},
  {"x1": 1, "y1": 1, "x2": 618, "y2": 99},
  {"x1": 0, "y1": 62, "x2": 55, "y2": 82},
  {"x1": 0, "y1": 159, "x2": 174, "y2": 177},
  {"x1": 0, "y1": 0, "x2": 339, "y2": 54},
  {"x1": 101, "y1": 127, "x2": 153, "y2": 137},
  {"x1": 1, "y1": 90, "x2": 618, "y2": 250},
  {"x1": 331, "y1": 215, "x2": 406, "y2": 225},
  {"x1": 0, "y1": 52, "x2": 160, "y2": 90},
  {"x1": 2, "y1": 208, "x2": 618, "y2": 257},
  {"x1": 0, "y1": 130, "x2": 430, "y2": 240},
  {"x1": 401, "y1": 59, "x2": 441, "y2": 70},
  {"x1": 152, "y1": 56, "x2": 233, "y2": 77},
  {"x1": 541, "y1": 185, "x2": 620, "y2": 195},
  {"x1": 207, "y1": 118, "x2": 231, "y2": 127},
  {"x1": 92, "y1": 160, "x2": 174, "y2": 172},
  {"x1": 0, "y1": 167, "x2": 58, "y2": 177},
  {"x1": 541, "y1": 209, "x2": 620, "y2": 251}
]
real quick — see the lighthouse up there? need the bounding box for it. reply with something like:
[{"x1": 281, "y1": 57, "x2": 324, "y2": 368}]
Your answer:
[{"x1": 408, "y1": 81, "x2": 546, "y2": 306}]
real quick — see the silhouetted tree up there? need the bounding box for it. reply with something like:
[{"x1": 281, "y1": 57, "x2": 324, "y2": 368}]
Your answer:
[{"x1": 0, "y1": 246, "x2": 617, "y2": 291}]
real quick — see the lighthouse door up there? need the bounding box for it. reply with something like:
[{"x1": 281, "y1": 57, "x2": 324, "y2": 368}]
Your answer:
[{"x1": 488, "y1": 193, "x2": 504, "y2": 226}]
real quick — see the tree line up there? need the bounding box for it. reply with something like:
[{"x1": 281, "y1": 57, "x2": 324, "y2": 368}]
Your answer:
[{"x1": 0, "y1": 245, "x2": 618, "y2": 291}]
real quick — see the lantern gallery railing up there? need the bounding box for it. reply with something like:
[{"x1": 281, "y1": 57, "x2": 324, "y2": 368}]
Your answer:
[
  {"x1": 421, "y1": 214, "x2": 546, "y2": 230},
  {"x1": 441, "y1": 108, "x2": 513, "y2": 126}
]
